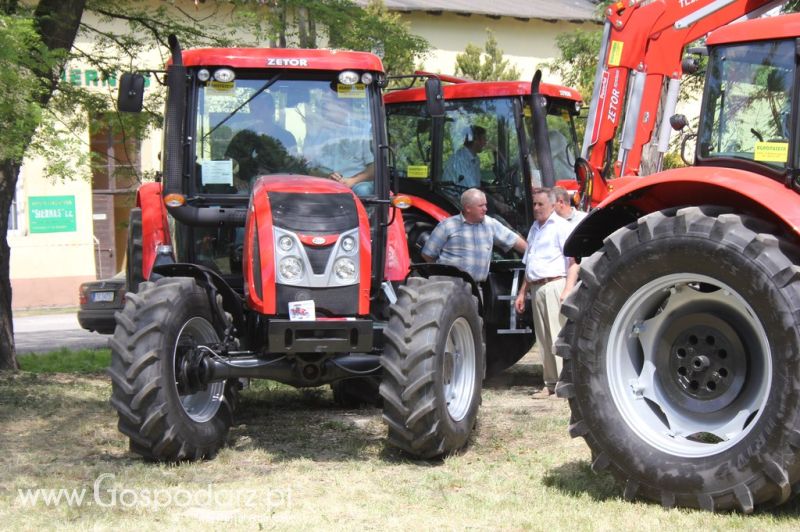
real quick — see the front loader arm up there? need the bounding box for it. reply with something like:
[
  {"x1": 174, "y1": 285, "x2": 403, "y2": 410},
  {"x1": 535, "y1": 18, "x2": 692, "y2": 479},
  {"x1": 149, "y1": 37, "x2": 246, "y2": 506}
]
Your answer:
[{"x1": 582, "y1": 0, "x2": 784, "y2": 206}]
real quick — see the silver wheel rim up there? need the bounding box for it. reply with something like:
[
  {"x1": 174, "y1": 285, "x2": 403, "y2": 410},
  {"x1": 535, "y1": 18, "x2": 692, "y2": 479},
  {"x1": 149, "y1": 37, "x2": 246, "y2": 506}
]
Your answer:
[
  {"x1": 173, "y1": 316, "x2": 224, "y2": 423},
  {"x1": 443, "y1": 317, "x2": 477, "y2": 422},
  {"x1": 607, "y1": 273, "x2": 771, "y2": 458}
]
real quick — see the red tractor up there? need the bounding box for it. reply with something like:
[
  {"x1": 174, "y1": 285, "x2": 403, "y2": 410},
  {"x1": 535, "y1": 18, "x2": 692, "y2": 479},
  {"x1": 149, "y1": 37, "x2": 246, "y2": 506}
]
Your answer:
[
  {"x1": 555, "y1": 0, "x2": 800, "y2": 512},
  {"x1": 110, "y1": 37, "x2": 486, "y2": 461},
  {"x1": 384, "y1": 75, "x2": 583, "y2": 375}
]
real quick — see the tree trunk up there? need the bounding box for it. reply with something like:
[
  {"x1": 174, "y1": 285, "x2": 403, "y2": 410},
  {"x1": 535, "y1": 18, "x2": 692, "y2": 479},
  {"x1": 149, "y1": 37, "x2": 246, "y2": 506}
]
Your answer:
[
  {"x1": 0, "y1": 161, "x2": 19, "y2": 370},
  {"x1": 0, "y1": 0, "x2": 86, "y2": 370}
]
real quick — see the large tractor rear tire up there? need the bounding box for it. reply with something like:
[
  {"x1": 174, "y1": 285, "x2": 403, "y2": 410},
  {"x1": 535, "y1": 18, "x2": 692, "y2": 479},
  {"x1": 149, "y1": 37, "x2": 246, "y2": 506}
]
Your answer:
[
  {"x1": 126, "y1": 208, "x2": 144, "y2": 291},
  {"x1": 381, "y1": 276, "x2": 485, "y2": 458},
  {"x1": 485, "y1": 328, "x2": 533, "y2": 378},
  {"x1": 109, "y1": 277, "x2": 236, "y2": 461},
  {"x1": 331, "y1": 377, "x2": 381, "y2": 408},
  {"x1": 557, "y1": 207, "x2": 800, "y2": 512}
]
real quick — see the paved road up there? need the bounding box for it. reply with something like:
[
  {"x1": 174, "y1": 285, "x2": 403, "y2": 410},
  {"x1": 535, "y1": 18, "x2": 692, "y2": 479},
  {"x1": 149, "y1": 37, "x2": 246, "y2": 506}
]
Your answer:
[{"x1": 13, "y1": 313, "x2": 110, "y2": 354}]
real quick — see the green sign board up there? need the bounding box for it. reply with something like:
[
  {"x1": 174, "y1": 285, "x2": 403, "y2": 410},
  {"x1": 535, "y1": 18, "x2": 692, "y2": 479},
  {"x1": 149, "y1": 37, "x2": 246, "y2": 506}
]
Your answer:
[{"x1": 29, "y1": 196, "x2": 77, "y2": 233}]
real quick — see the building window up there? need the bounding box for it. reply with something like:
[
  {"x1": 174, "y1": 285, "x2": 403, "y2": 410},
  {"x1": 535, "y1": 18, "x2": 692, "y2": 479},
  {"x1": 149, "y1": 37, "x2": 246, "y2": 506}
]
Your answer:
[
  {"x1": 90, "y1": 112, "x2": 141, "y2": 192},
  {"x1": 8, "y1": 193, "x2": 17, "y2": 231}
]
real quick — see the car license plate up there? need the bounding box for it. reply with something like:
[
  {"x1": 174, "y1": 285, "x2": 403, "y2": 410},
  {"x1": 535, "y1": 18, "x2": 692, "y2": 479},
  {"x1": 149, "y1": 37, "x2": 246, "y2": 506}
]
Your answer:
[{"x1": 91, "y1": 291, "x2": 115, "y2": 303}]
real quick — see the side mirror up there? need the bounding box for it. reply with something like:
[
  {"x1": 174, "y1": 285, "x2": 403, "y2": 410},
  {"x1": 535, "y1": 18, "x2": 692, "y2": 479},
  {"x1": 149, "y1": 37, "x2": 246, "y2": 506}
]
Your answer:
[
  {"x1": 424, "y1": 77, "x2": 444, "y2": 118},
  {"x1": 670, "y1": 114, "x2": 689, "y2": 132},
  {"x1": 118, "y1": 73, "x2": 145, "y2": 113}
]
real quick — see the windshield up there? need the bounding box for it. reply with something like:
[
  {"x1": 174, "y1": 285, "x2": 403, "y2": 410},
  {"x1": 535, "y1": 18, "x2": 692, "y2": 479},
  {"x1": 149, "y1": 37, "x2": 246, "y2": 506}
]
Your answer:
[
  {"x1": 523, "y1": 101, "x2": 580, "y2": 185},
  {"x1": 193, "y1": 75, "x2": 376, "y2": 195},
  {"x1": 698, "y1": 39, "x2": 794, "y2": 172}
]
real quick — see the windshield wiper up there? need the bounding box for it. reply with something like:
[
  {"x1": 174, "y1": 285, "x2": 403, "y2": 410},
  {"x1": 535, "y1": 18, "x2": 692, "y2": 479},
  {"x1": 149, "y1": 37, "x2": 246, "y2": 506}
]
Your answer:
[{"x1": 202, "y1": 71, "x2": 285, "y2": 141}]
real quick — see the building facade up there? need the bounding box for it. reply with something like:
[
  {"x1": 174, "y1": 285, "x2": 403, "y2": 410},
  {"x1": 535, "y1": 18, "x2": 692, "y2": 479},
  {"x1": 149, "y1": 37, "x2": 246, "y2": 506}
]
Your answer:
[{"x1": 8, "y1": 0, "x2": 597, "y2": 309}]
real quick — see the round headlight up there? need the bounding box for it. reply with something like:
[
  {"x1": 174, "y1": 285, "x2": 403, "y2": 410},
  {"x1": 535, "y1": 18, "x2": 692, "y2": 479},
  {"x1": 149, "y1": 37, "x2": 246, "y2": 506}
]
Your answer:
[
  {"x1": 279, "y1": 257, "x2": 303, "y2": 281},
  {"x1": 341, "y1": 236, "x2": 356, "y2": 253},
  {"x1": 197, "y1": 69, "x2": 211, "y2": 82},
  {"x1": 360, "y1": 72, "x2": 373, "y2": 85},
  {"x1": 278, "y1": 235, "x2": 294, "y2": 251},
  {"x1": 575, "y1": 101, "x2": 582, "y2": 113},
  {"x1": 214, "y1": 68, "x2": 235, "y2": 83},
  {"x1": 333, "y1": 258, "x2": 356, "y2": 282},
  {"x1": 338, "y1": 70, "x2": 359, "y2": 85}
]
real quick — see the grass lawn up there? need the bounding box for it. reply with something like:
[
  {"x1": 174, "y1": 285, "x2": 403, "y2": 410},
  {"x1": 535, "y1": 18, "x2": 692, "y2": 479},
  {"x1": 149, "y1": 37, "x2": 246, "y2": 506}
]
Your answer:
[{"x1": 2, "y1": 352, "x2": 800, "y2": 530}]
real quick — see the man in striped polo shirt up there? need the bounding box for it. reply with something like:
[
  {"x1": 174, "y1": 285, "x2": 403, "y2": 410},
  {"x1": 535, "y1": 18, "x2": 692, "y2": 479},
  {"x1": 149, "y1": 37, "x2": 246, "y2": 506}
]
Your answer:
[{"x1": 421, "y1": 188, "x2": 527, "y2": 283}]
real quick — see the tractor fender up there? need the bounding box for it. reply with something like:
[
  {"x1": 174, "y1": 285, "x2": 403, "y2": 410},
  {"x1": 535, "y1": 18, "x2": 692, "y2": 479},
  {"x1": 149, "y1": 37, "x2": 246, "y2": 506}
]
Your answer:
[
  {"x1": 566, "y1": 166, "x2": 800, "y2": 258},
  {"x1": 136, "y1": 182, "x2": 171, "y2": 280},
  {"x1": 151, "y1": 262, "x2": 245, "y2": 336},
  {"x1": 405, "y1": 194, "x2": 451, "y2": 223},
  {"x1": 384, "y1": 207, "x2": 411, "y2": 281}
]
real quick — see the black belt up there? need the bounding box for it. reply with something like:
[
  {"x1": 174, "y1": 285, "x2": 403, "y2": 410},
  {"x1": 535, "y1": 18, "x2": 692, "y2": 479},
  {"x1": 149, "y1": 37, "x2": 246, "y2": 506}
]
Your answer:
[{"x1": 529, "y1": 276, "x2": 564, "y2": 286}]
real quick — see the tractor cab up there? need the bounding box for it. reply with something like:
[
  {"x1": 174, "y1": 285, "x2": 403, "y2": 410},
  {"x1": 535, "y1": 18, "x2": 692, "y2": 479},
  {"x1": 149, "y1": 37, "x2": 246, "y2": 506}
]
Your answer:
[{"x1": 385, "y1": 80, "x2": 582, "y2": 238}]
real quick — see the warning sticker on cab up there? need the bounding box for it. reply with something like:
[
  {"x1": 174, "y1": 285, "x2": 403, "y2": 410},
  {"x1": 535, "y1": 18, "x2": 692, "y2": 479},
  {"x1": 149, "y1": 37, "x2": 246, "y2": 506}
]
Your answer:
[
  {"x1": 754, "y1": 141, "x2": 789, "y2": 163},
  {"x1": 337, "y1": 83, "x2": 366, "y2": 98},
  {"x1": 406, "y1": 165, "x2": 429, "y2": 178},
  {"x1": 208, "y1": 81, "x2": 234, "y2": 92},
  {"x1": 608, "y1": 40, "x2": 624, "y2": 67}
]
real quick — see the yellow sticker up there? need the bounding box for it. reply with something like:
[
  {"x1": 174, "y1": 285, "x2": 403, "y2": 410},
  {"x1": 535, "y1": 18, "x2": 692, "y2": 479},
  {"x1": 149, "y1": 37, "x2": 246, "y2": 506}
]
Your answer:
[
  {"x1": 208, "y1": 81, "x2": 234, "y2": 92},
  {"x1": 406, "y1": 165, "x2": 429, "y2": 178},
  {"x1": 337, "y1": 83, "x2": 366, "y2": 98},
  {"x1": 608, "y1": 40, "x2": 624, "y2": 67},
  {"x1": 523, "y1": 106, "x2": 532, "y2": 117},
  {"x1": 754, "y1": 141, "x2": 789, "y2": 163}
]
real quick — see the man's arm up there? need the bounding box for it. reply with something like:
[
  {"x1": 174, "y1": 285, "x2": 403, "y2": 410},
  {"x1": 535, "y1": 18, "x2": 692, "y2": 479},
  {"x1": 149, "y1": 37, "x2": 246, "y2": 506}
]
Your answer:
[
  {"x1": 560, "y1": 258, "x2": 580, "y2": 303},
  {"x1": 420, "y1": 218, "x2": 449, "y2": 264},
  {"x1": 515, "y1": 277, "x2": 529, "y2": 314},
  {"x1": 342, "y1": 162, "x2": 375, "y2": 187},
  {"x1": 512, "y1": 235, "x2": 527, "y2": 254}
]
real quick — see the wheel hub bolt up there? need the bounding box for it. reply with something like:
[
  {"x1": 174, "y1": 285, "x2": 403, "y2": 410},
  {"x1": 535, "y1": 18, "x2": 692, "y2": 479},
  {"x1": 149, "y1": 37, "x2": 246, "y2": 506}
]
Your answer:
[{"x1": 691, "y1": 355, "x2": 710, "y2": 372}]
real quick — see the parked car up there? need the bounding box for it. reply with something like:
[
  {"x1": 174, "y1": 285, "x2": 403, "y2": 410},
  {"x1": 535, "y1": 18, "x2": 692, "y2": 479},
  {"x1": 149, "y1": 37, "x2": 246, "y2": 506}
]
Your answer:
[{"x1": 77, "y1": 272, "x2": 126, "y2": 334}]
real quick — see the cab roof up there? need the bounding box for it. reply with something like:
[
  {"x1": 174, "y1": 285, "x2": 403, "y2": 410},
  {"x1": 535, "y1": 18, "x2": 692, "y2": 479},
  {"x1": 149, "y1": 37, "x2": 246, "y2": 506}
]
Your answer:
[
  {"x1": 176, "y1": 48, "x2": 384, "y2": 72},
  {"x1": 383, "y1": 80, "x2": 581, "y2": 104},
  {"x1": 707, "y1": 12, "x2": 800, "y2": 46}
]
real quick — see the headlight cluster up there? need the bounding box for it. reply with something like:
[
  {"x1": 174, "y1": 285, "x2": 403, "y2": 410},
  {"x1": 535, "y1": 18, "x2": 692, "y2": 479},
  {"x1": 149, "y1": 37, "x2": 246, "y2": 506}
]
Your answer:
[
  {"x1": 279, "y1": 256, "x2": 303, "y2": 281},
  {"x1": 334, "y1": 258, "x2": 356, "y2": 282},
  {"x1": 273, "y1": 228, "x2": 359, "y2": 286}
]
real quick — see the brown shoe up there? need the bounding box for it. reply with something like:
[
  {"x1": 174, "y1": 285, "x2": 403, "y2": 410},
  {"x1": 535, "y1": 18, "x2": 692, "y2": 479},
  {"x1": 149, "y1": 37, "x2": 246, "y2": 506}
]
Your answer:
[{"x1": 532, "y1": 387, "x2": 555, "y2": 398}]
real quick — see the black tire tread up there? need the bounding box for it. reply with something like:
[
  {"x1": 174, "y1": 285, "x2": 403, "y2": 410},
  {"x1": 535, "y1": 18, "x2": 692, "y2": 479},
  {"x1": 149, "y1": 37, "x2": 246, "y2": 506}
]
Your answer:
[
  {"x1": 109, "y1": 276, "x2": 235, "y2": 462},
  {"x1": 558, "y1": 206, "x2": 800, "y2": 512},
  {"x1": 380, "y1": 276, "x2": 484, "y2": 458}
]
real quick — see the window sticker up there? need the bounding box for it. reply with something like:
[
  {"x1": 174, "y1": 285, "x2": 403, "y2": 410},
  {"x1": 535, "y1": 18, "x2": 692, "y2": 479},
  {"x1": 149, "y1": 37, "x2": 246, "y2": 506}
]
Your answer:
[
  {"x1": 406, "y1": 165, "x2": 429, "y2": 178},
  {"x1": 608, "y1": 40, "x2": 624, "y2": 67},
  {"x1": 208, "y1": 81, "x2": 235, "y2": 93},
  {"x1": 754, "y1": 141, "x2": 789, "y2": 163},
  {"x1": 201, "y1": 159, "x2": 234, "y2": 185},
  {"x1": 337, "y1": 83, "x2": 366, "y2": 98}
]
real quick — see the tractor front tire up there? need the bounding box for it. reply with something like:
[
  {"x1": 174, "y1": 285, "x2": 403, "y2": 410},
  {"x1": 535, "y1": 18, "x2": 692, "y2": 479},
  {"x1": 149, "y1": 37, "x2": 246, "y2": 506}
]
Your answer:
[
  {"x1": 557, "y1": 207, "x2": 800, "y2": 512},
  {"x1": 381, "y1": 276, "x2": 485, "y2": 458},
  {"x1": 109, "y1": 277, "x2": 236, "y2": 461}
]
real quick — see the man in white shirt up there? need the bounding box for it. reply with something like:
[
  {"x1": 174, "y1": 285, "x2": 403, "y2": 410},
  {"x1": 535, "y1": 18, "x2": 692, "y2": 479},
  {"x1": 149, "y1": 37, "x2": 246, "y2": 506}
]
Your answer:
[
  {"x1": 553, "y1": 186, "x2": 587, "y2": 226},
  {"x1": 514, "y1": 187, "x2": 579, "y2": 397}
]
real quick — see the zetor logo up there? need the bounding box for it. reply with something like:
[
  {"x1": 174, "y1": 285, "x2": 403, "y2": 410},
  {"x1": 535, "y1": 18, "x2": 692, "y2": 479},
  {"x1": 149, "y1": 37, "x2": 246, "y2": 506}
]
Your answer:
[{"x1": 267, "y1": 58, "x2": 309, "y2": 67}]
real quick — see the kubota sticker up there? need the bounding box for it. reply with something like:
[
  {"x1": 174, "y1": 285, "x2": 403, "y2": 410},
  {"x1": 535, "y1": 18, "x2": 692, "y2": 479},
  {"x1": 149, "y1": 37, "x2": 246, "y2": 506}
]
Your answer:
[
  {"x1": 608, "y1": 40, "x2": 624, "y2": 67},
  {"x1": 406, "y1": 165, "x2": 429, "y2": 178},
  {"x1": 754, "y1": 141, "x2": 789, "y2": 163},
  {"x1": 337, "y1": 83, "x2": 366, "y2": 98}
]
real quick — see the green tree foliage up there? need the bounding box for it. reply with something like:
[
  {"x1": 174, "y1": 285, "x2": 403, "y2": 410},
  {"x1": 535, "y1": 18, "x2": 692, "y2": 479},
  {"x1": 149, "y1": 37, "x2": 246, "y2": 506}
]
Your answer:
[
  {"x1": 454, "y1": 30, "x2": 521, "y2": 81},
  {"x1": 541, "y1": 29, "x2": 602, "y2": 101},
  {"x1": 0, "y1": 0, "x2": 428, "y2": 370}
]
